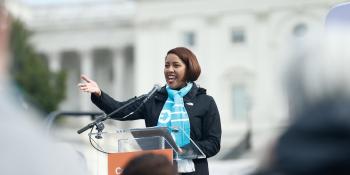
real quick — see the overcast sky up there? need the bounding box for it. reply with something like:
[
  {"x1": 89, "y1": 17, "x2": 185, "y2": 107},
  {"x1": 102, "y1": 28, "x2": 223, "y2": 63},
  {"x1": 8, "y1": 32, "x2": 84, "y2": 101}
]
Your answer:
[{"x1": 21, "y1": 0, "x2": 102, "y2": 5}]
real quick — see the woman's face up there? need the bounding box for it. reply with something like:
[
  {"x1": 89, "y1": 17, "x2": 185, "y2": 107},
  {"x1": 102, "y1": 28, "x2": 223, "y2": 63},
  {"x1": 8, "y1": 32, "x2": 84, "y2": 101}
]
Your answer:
[{"x1": 164, "y1": 53, "x2": 187, "y2": 89}]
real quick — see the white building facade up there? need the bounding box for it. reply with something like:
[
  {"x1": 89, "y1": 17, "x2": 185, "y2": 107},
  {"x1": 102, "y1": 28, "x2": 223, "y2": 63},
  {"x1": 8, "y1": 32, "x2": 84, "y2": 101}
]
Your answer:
[{"x1": 7, "y1": 0, "x2": 347, "y2": 161}]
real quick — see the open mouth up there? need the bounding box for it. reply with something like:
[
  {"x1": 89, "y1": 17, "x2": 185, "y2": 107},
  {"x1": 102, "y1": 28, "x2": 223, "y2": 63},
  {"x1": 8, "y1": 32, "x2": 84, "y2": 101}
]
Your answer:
[{"x1": 167, "y1": 74, "x2": 176, "y2": 83}]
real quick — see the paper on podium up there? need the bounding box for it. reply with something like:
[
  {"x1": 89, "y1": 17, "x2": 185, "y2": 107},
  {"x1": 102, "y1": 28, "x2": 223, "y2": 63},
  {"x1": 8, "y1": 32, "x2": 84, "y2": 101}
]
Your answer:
[{"x1": 130, "y1": 126, "x2": 180, "y2": 152}]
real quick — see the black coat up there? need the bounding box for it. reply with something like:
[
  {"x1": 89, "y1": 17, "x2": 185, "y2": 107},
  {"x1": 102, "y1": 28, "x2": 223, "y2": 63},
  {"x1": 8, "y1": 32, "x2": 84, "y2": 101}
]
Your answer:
[{"x1": 91, "y1": 83, "x2": 221, "y2": 175}]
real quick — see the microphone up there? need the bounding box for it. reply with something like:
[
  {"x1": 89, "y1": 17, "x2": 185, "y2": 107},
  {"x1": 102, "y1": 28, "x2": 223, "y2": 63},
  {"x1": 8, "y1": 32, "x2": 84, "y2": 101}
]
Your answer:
[
  {"x1": 142, "y1": 84, "x2": 161, "y2": 103},
  {"x1": 77, "y1": 84, "x2": 161, "y2": 134},
  {"x1": 120, "y1": 84, "x2": 161, "y2": 120}
]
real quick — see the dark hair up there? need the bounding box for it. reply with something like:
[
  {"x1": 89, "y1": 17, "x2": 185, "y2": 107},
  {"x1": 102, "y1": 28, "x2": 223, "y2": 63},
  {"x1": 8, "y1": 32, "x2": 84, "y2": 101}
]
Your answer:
[
  {"x1": 122, "y1": 153, "x2": 177, "y2": 175},
  {"x1": 167, "y1": 47, "x2": 201, "y2": 81}
]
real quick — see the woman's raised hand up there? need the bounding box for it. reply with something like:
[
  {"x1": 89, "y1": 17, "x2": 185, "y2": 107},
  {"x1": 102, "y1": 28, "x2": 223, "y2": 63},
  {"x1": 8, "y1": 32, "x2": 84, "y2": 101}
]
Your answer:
[{"x1": 78, "y1": 75, "x2": 102, "y2": 96}]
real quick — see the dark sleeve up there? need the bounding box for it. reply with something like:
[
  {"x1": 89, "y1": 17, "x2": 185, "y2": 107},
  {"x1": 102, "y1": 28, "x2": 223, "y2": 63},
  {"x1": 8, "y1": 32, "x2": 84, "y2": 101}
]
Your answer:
[
  {"x1": 91, "y1": 91, "x2": 146, "y2": 120},
  {"x1": 195, "y1": 97, "x2": 222, "y2": 158}
]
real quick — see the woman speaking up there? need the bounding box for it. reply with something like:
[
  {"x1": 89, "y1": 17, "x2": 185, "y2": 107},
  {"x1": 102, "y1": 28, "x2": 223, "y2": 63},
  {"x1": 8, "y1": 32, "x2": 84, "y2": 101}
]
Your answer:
[{"x1": 78, "y1": 47, "x2": 221, "y2": 175}]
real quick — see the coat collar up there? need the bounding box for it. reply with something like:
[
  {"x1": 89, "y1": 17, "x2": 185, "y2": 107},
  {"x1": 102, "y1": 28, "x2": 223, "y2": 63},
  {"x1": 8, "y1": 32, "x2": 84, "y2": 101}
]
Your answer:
[{"x1": 154, "y1": 82, "x2": 207, "y2": 101}]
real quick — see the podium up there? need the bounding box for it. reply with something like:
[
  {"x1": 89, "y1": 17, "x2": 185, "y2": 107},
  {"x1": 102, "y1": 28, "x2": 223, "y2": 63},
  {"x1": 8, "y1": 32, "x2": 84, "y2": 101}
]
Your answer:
[{"x1": 88, "y1": 126, "x2": 205, "y2": 175}]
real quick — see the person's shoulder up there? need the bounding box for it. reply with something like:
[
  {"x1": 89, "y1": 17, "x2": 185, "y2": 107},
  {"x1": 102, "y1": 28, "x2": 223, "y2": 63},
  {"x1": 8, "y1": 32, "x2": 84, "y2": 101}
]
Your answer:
[
  {"x1": 196, "y1": 86, "x2": 207, "y2": 95},
  {"x1": 194, "y1": 84, "x2": 215, "y2": 100}
]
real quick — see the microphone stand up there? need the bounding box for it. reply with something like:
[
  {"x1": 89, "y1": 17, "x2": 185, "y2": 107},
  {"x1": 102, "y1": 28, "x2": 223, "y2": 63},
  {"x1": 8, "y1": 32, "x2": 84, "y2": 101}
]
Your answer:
[{"x1": 77, "y1": 94, "x2": 146, "y2": 136}]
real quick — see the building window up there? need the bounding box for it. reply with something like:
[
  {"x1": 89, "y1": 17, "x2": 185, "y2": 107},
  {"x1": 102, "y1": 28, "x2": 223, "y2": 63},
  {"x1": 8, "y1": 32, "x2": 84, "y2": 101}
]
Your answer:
[
  {"x1": 38, "y1": 53, "x2": 49, "y2": 69},
  {"x1": 232, "y1": 86, "x2": 250, "y2": 120},
  {"x1": 231, "y1": 28, "x2": 246, "y2": 44},
  {"x1": 293, "y1": 23, "x2": 308, "y2": 37},
  {"x1": 183, "y1": 31, "x2": 196, "y2": 46}
]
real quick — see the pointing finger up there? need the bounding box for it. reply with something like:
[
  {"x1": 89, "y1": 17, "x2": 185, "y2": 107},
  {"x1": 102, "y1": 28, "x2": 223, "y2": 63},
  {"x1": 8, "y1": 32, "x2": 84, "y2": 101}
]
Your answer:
[
  {"x1": 81, "y1": 74, "x2": 91, "y2": 83},
  {"x1": 77, "y1": 83, "x2": 85, "y2": 87}
]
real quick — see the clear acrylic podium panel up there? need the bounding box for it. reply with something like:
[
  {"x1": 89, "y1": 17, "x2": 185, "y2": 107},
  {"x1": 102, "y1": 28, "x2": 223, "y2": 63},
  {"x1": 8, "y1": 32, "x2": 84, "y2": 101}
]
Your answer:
[{"x1": 88, "y1": 127, "x2": 206, "y2": 160}]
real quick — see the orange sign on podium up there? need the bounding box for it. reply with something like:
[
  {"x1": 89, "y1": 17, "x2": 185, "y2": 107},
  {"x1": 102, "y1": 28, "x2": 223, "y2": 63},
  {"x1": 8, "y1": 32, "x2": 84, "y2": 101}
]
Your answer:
[{"x1": 108, "y1": 149, "x2": 173, "y2": 175}]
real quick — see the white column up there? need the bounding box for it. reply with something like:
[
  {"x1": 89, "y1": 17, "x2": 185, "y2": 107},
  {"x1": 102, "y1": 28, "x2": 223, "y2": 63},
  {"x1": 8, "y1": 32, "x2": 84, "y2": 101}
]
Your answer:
[
  {"x1": 48, "y1": 51, "x2": 61, "y2": 72},
  {"x1": 113, "y1": 48, "x2": 126, "y2": 100},
  {"x1": 80, "y1": 49, "x2": 93, "y2": 111}
]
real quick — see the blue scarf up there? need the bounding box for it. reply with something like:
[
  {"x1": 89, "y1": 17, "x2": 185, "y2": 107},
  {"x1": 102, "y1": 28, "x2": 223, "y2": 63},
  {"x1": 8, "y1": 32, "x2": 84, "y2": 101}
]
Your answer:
[{"x1": 157, "y1": 83, "x2": 193, "y2": 147}]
